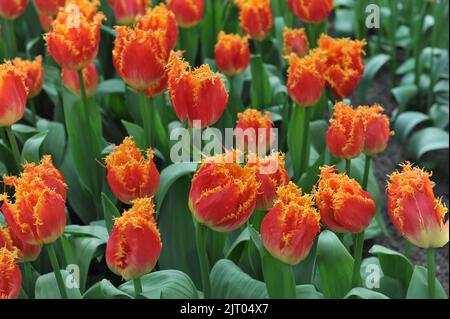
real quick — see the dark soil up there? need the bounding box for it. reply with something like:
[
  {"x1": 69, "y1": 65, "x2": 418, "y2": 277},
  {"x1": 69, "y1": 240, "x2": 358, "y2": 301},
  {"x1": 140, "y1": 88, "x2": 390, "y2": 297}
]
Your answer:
[{"x1": 352, "y1": 68, "x2": 449, "y2": 294}]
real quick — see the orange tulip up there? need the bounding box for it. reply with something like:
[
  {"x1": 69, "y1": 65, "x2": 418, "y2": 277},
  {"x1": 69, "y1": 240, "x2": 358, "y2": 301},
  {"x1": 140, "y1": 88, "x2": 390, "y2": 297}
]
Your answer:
[
  {"x1": 356, "y1": 105, "x2": 393, "y2": 156},
  {"x1": 136, "y1": 4, "x2": 179, "y2": 51},
  {"x1": 247, "y1": 152, "x2": 290, "y2": 211},
  {"x1": 0, "y1": 62, "x2": 27, "y2": 127},
  {"x1": 235, "y1": 0, "x2": 273, "y2": 41},
  {"x1": 0, "y1": 158, "x2": 67, "y2": 245},
  {"x1": 34, "y1": 0, "x2": 66, "y2": 16},
  {"x1": 168, "y1": 52, "x2": 229, "y2": 128},
  {"x1": 12, "y1": 56, "x2": 44, "y2": 99},
  {"x1": 113, "y1": 0, "x2": 150, "y2": 25},
  {"x1": 314, "y1": 166, "x2": 376, "y2": 233},
  {"x1": 284, "y1": 27, "x2": 309, "y2": 57},
  {"x1": 105, "y1": 137, "x2": 160, "y2": 204},
  {"x1": 167, "y1": 0, "x2": 204, "y2": 28},
  {"x1": 113, "y1": 26, "x2": 169, "y2": 92},
  {"x1": 106, "y1": 198, "x2": 162, "y2": 281},
  {"x1": 215, "y1": 31, "x2": 250, "y2": 76},
  {"x1": 0, "y1": 247, "x2": 21, "y2": 299},
  {"x1": 261, "y1": 182, "x2": 320, "y2": 265},
  {"x1": 235, "y1": 108, "x2": 274, "y2": 154},
  {"x1": 286, "y1": 49, "x2": 326, "y2": 107},
  {"x1": 287, "y1": 0, "x2": 333, "y2": 24},
  {"x1": 326, "y1": 102, "x2": 365, "y2": 160},
  {"x1": 38, "y1": 13, "x2": 54, "y2": 32},
  {"x1": 44, "y1": 7, "x2": 105, "y2": 70},
  {"x1": 387, "y1": 163, "x2": 449, "y2": 248},
  {"x1": 62, "y1": 63, "x2": 98, "y2": 97},
  {"x1": 189, "y1": 151, "x2": 259, "y2": 232},
  {"x1": 0, "y1": 0, "x2": 28, "y2": 20},
  {"x1": 0, "y1": 225, "x2": 42, "y2": 263},
  {"x1": 318, "y1": 34, "x2": 366, "y2": 99}
]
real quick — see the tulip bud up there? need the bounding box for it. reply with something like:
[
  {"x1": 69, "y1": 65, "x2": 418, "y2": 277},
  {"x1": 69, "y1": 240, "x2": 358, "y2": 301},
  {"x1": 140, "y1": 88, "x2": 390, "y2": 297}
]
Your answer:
[
  {"x1": 39, "y1": 13, "x2": 54, "y2": 32},
  {"x1": 136, "y1": 4, "x2": 179, "y2": 51},
  {"x1": 356, "y1": 105, "x2": 394, "y2": 156},
  {"x1": 189, "y1": 151, "x2": 259, "y2": 232},
  {"x1": 34, "y1": 0, "x2": 66, "y2": 17},
  {"x1": 314, "y1": 166, "x2": 376, "y2": 233},
  {"x1": 247, "y1": 153, "x2": 290, "y2": 211},
  {"x1": 215, "y1": 31, "x2": 250, "y2": 76},
  {"x1": 0, "y1": 159, "x2": 67, "y2": 245},
  {"x1": 326, "y1": 102, "x2": 365, "y2": 160},
  {"x1": 44, "y1": 7, "x2": 105, "y2": 70},
  {"x1": 235, "y1": 0, "x2": 273, "y2": 41},
  {"x1": 62, "y1": 63, "x2": 98, "y2": 97},
  {"x1": 167, "y1": 0, "x2": 204, "y2": 28},
  {"x1": 287, "y1": 49, "x2": 326, "y2": 107},
  {"x1": 106, "y1": 198, "x2": 162, "y2": 281},
  {"x1": 168, "y1": 52, "x2": 228, "y2": 128},
  {"x1": 235, "y1": 108, "x2": 274, "y2": 154},
  {"x1": 0, "y1": 247, "x2": 21, "y2": 299},
  {"x1": 0, "y1": 62, "x2": 27, "y2": 127},
  {"x1": 284, "y1": 27, "x2": 309, "y2": 57},
  {"x1": 113, "y1": 26, "x2": 169, "y2": 92},
  {"x1": 12, "y1": 56, "x2": 44, "y2": 99},
  {"x1": 105, "y1": 137, "x2": 160, "y2": 204},
  {"x1": 0, "y1": 0, "x2": 28, "y2": 20},
  {"x1": 387, "y1": 163, "x2": 449, "y2": 249},
  {"x1": 287, "y1": 0, "x2": 333, "y2": 24},
  {"x1": 0, "y1": 225, "x2": 42, "y2": 263},
  {"x1": 261, "y1": 182, "x2": 320, "y2": 265},
  {"x1": 113, "y1": 0, "x2": 150, "y2": 25},
  {"x1": 318, "y1": 34, "x2": 366, "y2": 99}
]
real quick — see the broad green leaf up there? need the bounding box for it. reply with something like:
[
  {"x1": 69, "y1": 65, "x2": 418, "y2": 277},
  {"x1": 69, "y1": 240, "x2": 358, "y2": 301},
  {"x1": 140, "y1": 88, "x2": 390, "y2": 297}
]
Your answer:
[
  {"x1": 406, "y1": 266, "x2": 448, "y2": 299},
  {"x1": 345, "y1": 288, "x2": 389, "y2": 299},
  {"x1": 250, "y1": 55, "x2": 272, "y2": 108},
  {"x1": 21, "y1": 131, "x2": 47, "y2": 164},
  {"x1": 296, "y1": 285, "x2": 323, "y2": 299},
  {"x1": 83, "y1": 279, "x2": 132, "y2": 299},
  {"x1": 406, "y1": 127, "x2": 449, "y2": 162},
  {"x1": 225, "y1": 227, "x2": 250, "y2": 263},
  {"x1": 429, "y1": 104, "x2": 449, "y2": 129},
  {"x1": 96, "y1": 79, "x2": 126, "y2": 95},
  {"x1": 393, "y1": 111, "x2": 430, "y2": 142},
  {"x1": 101, "y1": 192, "x2": 121, "y2": 235},
  {"x1": 64, "y1": 224, "x2": 109, "y2": 242},
  {"x1": 358, "y1": 54, "x2": 391, "y2": 104},
  {"x1": 35, "y1": 270, "x2": 82, "y2": 299},
  {"x1": 37, "y1": 119, "x2": 66, "y2": 167},
  {"x1": 392, "y1": 85, "x2": 418, "y2": 115}
]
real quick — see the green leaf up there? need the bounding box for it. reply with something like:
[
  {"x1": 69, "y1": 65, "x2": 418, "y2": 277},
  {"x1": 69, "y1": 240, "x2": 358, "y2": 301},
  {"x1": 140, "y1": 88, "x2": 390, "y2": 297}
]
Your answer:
[
  {"x1": 393, "y1": 111, "x2": 431, "y2": 142},
  {"x1": 36, "y1": 119, "x2": 66, "y2": 167},
  {"x1": 64, "y1": 224, "x2": 109, "y2": 242},
  {"x1": 101, "y1": 193, "x2": 120, "y2": 235},
  {"x1": 392, "y1": 85, "x2": 418, "y2": 115},
  {"x1": 35, "y1": 270, "x2": 82, "y2": 299},
  {"x1": 429, "y1": 104, "x2": 449, "y2": 129},
  {"x1": 225, "y1": 227, "x2": 250, "y2": 263},
  {"x1": 406, "y1": 127, "x2": 449, "y2": 162},
  {"x1": 344, "y1": 288, "x2": 389, "y2": 299},
  {"x1": 296, "y1": 285, "x2": 324, "y2": 299},
  {"x1": 83, "y1": 279, "x2": 132, "y2": 299},
  {"x1": 358, "y1": 54, "x2": 391, "y2": 104},
  {"x1": 119, "y1": 270, "x2": 199, "y2": 299},
  {"x1": 406, "y1": 266, "x2": 448, "y2": 299},
  {"x1": 96, "y1": 79, "x2": 126, "y2": 95},
  {"x1": 210, "y1": 259, "x2": 267, "y2": 299},
  {"x1": 21, "y1": 131, "x2": 47, "y2": 163},
  {"x1": 316, "y1": 230, "x2": 354, "y2": 299},
  {"x1": 250, "y1": 55, "x2": 272, "y2": 108}
]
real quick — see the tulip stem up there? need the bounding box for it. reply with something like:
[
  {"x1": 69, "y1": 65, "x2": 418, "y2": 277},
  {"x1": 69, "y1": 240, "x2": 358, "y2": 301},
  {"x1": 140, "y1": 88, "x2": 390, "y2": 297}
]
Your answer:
[
  {"x1": 30, "y1": 99, "x2": 37, "y2": 126},
  {"x1": 427, "y1": 248, "x2": 436, "y2": 299},
  {"x1": 345, "y1": 159, "x2": 352, "y2": 176},
  {"x1": 23, "y1": 262, "x2": 34, "y2": 297},
  {"x1": 46, "y1": 244, "x2": 68, "y2": 299},
  {"x1": 140, "y1": 92, "x2": 153, "y2": 148},
  {"x1": 405, "y1": 241, "x2": 411, "y2": 259},
  {"x1": 194, "y1": 221, "x2": 211, "y2": 299},
  {"x1": 5, "y1": 126, "x2": 21, "y2": 169},
  {"x1": 133, "y1": 277, "x2": 143, "y2": 297},
  {"x1": 299, "y1": 106, "x2": 312, "y2": 178},
  {"x1": 362, "y1": 154, "x2": 371, "y2": 190},
  {"x1": 5, "y1": 19, "x2": 17, "y2": 58},
  {"x1": 351, "y1": 231, "x2": 365, "y2": 288}
]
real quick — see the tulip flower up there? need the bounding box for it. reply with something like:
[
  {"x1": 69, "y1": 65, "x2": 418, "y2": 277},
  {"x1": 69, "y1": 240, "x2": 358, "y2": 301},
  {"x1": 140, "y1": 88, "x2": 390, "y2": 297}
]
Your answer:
[
  {"x1": 105, "y1": 137, "x2": 160, "y2": 204},
  {"x1": 67, "y1": 0, "x2": 101, "y2": 21},
  {"x1": 62, "y1": 63, "x2": 98, "y2": 97},
  {"x1": 113, "y1": 26, "x2": 170, "y2": 92},
  {"x1": 235, "y1": 108, "x2": 274, "y2": 154},
  {"x1": 284, "y1": 27, "x2": 309, "y2": 57},
  {"x1": 0, "y1": 61, "x2": 27, "y2": 128},
  {"x1": 136, "y1": 4, "x2": 179, "y2": 51},
  {"x1": 44, "y1": 7, "x2": 105, "y2": 70},
  {"x1": 168, "y1": 52, "x2": 229, "y2": 128},
  {"x1": 261, "y1": 182, "x2": 320, "y2": 265},
  {"x1": 0, "y1": 247, "x2": 21, "y2": 299},
  {"x1": 167, "y1": 0, "x2": 204, "y2": 28},
  {"x1": 287, "y1": 0, "x2": 334, "y2": 24},
  {"x1": 286, "y1": 49, "x2": 326, "y2": 107},
  {"x1": 0, "y1": 225, "x2": 42, "y2": 263},
  {"x1": 106, "y1": 198, "x2": 162, "y2": 281},
  {"x1": 113, "y1": 0, "x2": 150, "y2": 25},
  {"x1": 326, "y1": 102, "x2": 365, "y2": 160},
  {"x1": 356, "y1": 104, "x2": 393, "y2": 156},
  {"x1": 314, "y1": 166, "x2": 376, "y2": 233},
  {"x1": 39, "y1": 13, "x2": 54, "y2": 32},
  {"x1": 235, "y1": 0, "x2": 273, "y2": 41},
  {"x1": 387, "y1": 163, "x2": 448, "y2": 249},
  {"x1": 215, "y1": 32, "x2": 250, "y2": 76},
  {"x1": 247, "y1": 152, "x2": 290, "y2": 211},
  {"x1": 12, "y1": 56, "x2": 44, "y2": 99},
  {"x1": 189, "y1": 151, "x2": 259, "y2": 232},
  {"x1": 318, "y1": 34, "x2": 366, "y2": 99},
  {"x1": 0, "y1": 0, "x2": 28, "y2": 20},
  {"x1": 34, "y1": 0, "x2": 66, "y2": 16}
]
